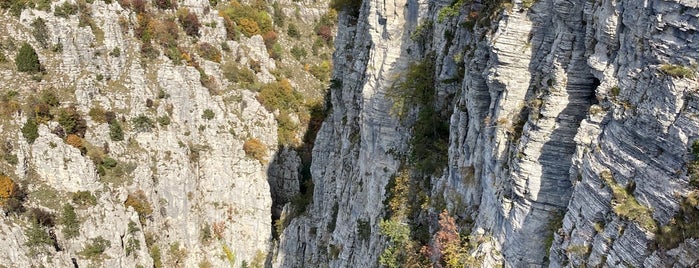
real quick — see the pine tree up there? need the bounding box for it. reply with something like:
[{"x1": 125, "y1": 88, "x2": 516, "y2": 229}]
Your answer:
[
  {"x1": 109, "y1": 120, "x2": 124, "y2": 141},
  {"x1": 15, "y1": 43, "x2": 41, "y2": 73}
]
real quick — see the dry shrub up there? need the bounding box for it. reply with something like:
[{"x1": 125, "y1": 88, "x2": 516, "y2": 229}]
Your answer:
[
  {"x1": 177, "y1": 8, "x2": 201, "y2": 37},
  {"x1": 65, "y1": 134, "x2": 84, "y2": 150},
  {"x1": 243, "y1": 138, "x2": 267, "y2": 162},
  {"x1": 238, "y1": 18, "x2": 260, "y2": 36},
  {"x1": 125, "y1": 190, "x2": 153, "y2": 225}
]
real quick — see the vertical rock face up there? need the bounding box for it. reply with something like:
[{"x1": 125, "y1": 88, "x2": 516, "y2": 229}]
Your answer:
[
  {"x1": 276, "y1": 0, "x2": 699, "y2": 267},
  {"x1": 274, "y1": 0, "x2": 412, "y2": 266}
]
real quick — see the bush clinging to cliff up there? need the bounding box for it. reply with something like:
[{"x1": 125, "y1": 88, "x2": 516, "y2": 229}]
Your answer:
[
  {"x1": 15, "y1": 43, "x2": 40, "y2": 73},
  {"x1": 243, "y1": 138, "x2": 267, "y2": 162}
]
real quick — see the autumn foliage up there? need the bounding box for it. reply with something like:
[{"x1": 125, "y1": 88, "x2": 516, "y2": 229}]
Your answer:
[
  {"x1": 0, "y1": 175, "x2": 18, "y2": 199},
  {"x1": 125, "y1": 190, "x2": 153, "y2": 225},
  {"x1": 66, "y1": 134, "x2": 84, "y2": 150},
  {"x1": 243, "y1": 138, "x2": 267, "y2": 162}
]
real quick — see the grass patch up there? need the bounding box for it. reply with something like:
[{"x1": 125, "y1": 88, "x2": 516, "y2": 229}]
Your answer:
[
  {"x1": 659, "y1": 64, "x2": 695, "y2": 79},
  {"x1": 600, "y1": 171, "x2": 657, "y2": 232}
]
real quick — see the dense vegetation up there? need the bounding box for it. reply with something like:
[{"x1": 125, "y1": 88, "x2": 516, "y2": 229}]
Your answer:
[
  {"x1": 388, "y1": 56, "x2": 449, "y2": 176},
  {"x1": 15, "y1": 42, "x2": 40, "y2": 73}
]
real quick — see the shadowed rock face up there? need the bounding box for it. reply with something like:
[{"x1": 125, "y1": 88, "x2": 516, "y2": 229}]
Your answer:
[{"x1": 275, "y1": 0, "x2": 699, "y2": 267}]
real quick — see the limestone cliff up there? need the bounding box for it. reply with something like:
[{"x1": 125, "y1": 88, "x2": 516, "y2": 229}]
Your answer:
[
  {"x1": 1, "y1": 0, "x2": 698, "y2": 267},
  {"x1": 275, "y1": 0, "x2": 699, "y2": 267},
  {"x1": 0, "y1": 0, "x2": 332, "y2": 267}
]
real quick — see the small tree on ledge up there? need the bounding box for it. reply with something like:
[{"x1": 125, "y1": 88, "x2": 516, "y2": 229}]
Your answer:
[{"x1": 15, "y1": 43, "x2": 41, "y2": 73}]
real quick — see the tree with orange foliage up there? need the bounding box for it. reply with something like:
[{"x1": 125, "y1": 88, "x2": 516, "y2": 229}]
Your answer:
[
  {"x1": 238, "y1": 18, "x2": 260, "y2": 37},
  {"x1": 0, "y1": 175, "x2": 17, "y2": 199}
]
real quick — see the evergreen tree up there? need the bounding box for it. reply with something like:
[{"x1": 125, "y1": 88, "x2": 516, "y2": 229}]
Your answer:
[{"x1": 15, "y1": 43, "x2": 41, "y2": 73}]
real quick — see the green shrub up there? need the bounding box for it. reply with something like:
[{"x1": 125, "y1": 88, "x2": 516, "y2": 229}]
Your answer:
[
  {"x1": 109, "y1": 120, "x2": 124, "y2": 141},
  {"x1": 257, "y1": 79, "x2": 302, "y2": 112},
  {"x1": 378, "y1": 219, "x2": 411, "y2": 267},
  {"x1": 220, "y1": 0, "x2": 273, "y2": 37},
  {"x1": 276, "y1": 112, "x2": 297, "y2": 145},
  {"x1": 522, "y1": 0, "x2": 537, "y2": 8},
  {"x1": 51, "y1": 43, "x2": 63, "y2": 53},
  {"x1": 290, "y1": 45, "x2": 306, "y2": 60},
  {"x1": 72, "y1": 190, "x2": 97, "y2": 206},
  {"x1": 22, "y1": 118, "x2": 39, "y2": 144},
  {"x1": 15, "y1": 43, "x2": 40, "y2": 73},
  {"x1": 24, "y1": 220, "x2": 54, "y2": 250},
  {"x1": 388, "y1": 57, "x2": 449, "y2": 175},
  {"x1": 357, "y1": 219, "x2": 370, "y2": 241},
  {"x1": 437, "y1": 0, "x2": 465, "y2": 23},
  {"x1": 202, "y1": 109, "x2": 215, "y2": 120},
  {"x1": 164, "y1": 46, "x2": 183, "y2": 65},
  {"x1": 61, "y1": 204, "x2": 79, "y2": 238},
  {"x1": 543, "y1": 212, "x2": 563, "y2": 258},
  {"x1": 309, "y1": 61, "x2": 332, "y2": 82},
  {"x1": 287, "y1": 23, "x2": 300, "y2": 38},
  {"x1": 167, "y1": 242, "x2": 187, "y2": 266},
  {"x1": 58, "y1": 106, "x2": 87, "y2": 137},
  {"x1": 88, "y1": 106, "x2": 107, "y2": 123},
  {"x1": 109, "y1": 47, "x2": 121, "y2": 57},
  {"x1": 660, "y1": 64, "x2": 695, "y2": 79},
  {"x1": 150, "y1": 245, "x2": 163, "y2": 268},
  {"x1": 31, "y1": 18, "x2": 49, "y2": 49},
  {"x1": 272, "y1": 1, "x2": 284, "y2": 26},
  {"x1": 270, "y1": 43, "x2": 283, "y2": 60},
  {"x1": 40, "y1": 90, "x2": 59, "y2": 107},
  {"x1": 157, "y1": 116, "x2": 171, "y2": 126},
  {"x1": 54, "y1": 1, "x2": 78, "y2": 18},
  {"x1": 80, "y1": 236, "x2": 111, "y2": 259},
  {"x1": 610, "y1": 86, "x2": 620, "y2": 97},
  {"x1": 101, "y1": 157, "x2": 117, "y2": 168},
  {"x1": 125, "y1": 236, "x2": 141, "y2": 256},
  {"x1": 223, "y1": 62, "x2": 256, "y2": 84},
  {"x1": 330, "y1": 0, "x2": 362, "y2": 16},
  {"x1": 198, "y1": 42, "x2": 221, "y2": 62},
  {"x1": 131, "y1": 114, "x2": 154, "y2": 132}
]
